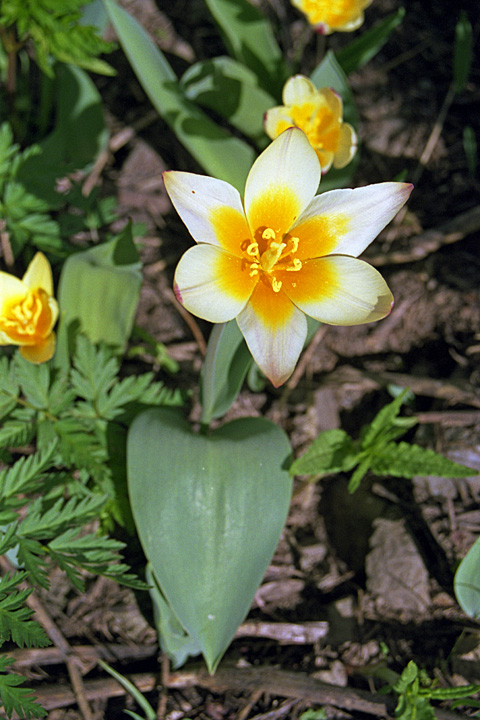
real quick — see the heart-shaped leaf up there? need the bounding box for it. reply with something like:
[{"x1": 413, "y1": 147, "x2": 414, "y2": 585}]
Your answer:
[{"x1": 127, "y1": 408, "x2": 292, "y2": 671}]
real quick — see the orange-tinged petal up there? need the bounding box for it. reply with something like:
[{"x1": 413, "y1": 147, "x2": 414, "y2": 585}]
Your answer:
[
  {"x1": 292, "y1": 212, "x2": 351, "y2": 261},
  {"x1": 245, "y1": 128, "x2": 320, "y2": 237},
  {"x1": 163, "y1": 171, "x2": 246, "y2": 252},
  {"x1": 209, "y1": 204, "x2": 252, "y2": 258},
  {"x1": 22, "y1": 252, "x2": 53, "y2": 295},
  {"x1": 292, "y1": 182, "x2": 413, "y2": 259},
  {"x1": 174, "y1": 245, "x2": 255, "y2": 323},
  {"x1": 237, "y1": 279, "x2": 307, "y2": 386},
  {"x1": 284, "y1": 255, "x2": 393, "y2": 325},
  {"x1": 20, "y1": 332, "x2": 56, "y2": 364}
]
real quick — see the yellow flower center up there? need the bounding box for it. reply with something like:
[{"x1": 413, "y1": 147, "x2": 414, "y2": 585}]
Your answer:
[
  {"x1": 291, "y1": 103, "x2": 341, "y2": 153},
  {"x1": 244, "y1": 228, "x2": 302, "y2": 293},
  {"x1": 0, "y1": 288, "x2": 53, "y2": 344}
]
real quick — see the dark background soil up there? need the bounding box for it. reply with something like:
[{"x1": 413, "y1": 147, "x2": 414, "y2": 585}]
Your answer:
[{"x1": 8, "y1": 0, "x2": 480, "y2": 718}]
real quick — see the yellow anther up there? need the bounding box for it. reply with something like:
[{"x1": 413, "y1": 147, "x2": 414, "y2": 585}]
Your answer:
[
  {"x1": 246, "y1": 241, "x2": 259, "y2": 257},
  {"x1": 262, "y1": 227, "x2": 276, "y2": 241},
  {"x1": 286, "y1": 258, "x2": 302, "y2": 272},
  {"x1": 249, "y1": 263, "x2": 260, "y2": 277},
  {"x1": 290, "y1": 236, "x2": 299, "y2": 253},
  {"x1": 272, "y1": 277, "x2": 282, "y2": 293}
]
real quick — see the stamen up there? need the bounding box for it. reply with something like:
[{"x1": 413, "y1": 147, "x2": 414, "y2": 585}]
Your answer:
[
  {"x1": 246, "y1": 241, "x2": 259, "y2": 257},
  {"x1": 260, "y1": 241, "x2": 286, "y2": 273},
  {"x1": 272, "y1": 277, "x2": 282, "y2": 293},
  {"x1": 286, "y1": 258, "x2": 302, "y2": 272},
  {"x1": 249, "y1": 262, "x2": 260, "y2": 277},
  {"x1": 262, "y1": 228, "x2": 276, "y2": 241},
  {"x1": 290, "y1": 236, "x2": 299, "y2": 253}
]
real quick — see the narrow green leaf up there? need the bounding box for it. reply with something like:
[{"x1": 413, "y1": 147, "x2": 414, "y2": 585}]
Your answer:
[
  {"x1": 453, "y1": 10, "x2": 473, "y2": 93},
  {"x1": 336, "y1": 8, "x2": 406, "y2": 75},
  {"x1": 204, "y1": 0, "x2": 286, "y2": 96},
  {"x1": 103, "y1": 0, "x2": 255, "y2": 191},
  {"x1": 128, "y1": 409, "x2": 292, "y2": 672},
  {"x1": 455, "y1": 537, "x2": 480, "y2": 619},
  {"x1": 181, "y1": 56, "x2": 275, "y2": 147},
  {"x1": 200, "y1": 321, "x2": 252, "y2": 424},
  {"x1": 463, "y1": 125, "x2": 477, "y2": 176},
  {"x1": 98, "y1": 659, "x2": 157, "y2": 720}
]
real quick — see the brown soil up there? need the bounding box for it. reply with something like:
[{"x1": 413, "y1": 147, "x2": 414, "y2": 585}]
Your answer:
[{"x1": 8, "y1": 0, "x2": 480, "y2": 718}]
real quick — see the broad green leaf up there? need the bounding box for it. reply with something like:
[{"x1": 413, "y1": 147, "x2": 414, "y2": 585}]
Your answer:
[
  {"x1": 369, "y1": 441, "x2": 477, "y2": 479},
  {"x1": 453, "y1": 10, "x2": 473, "y2": 94},
  {"x1": 336, "y1": 8, "x2": 406, "y2": 75},
  {"x1": 146, "y1": 564, "x2": 202, "y2": 669},
  {"x1": 455, "y1": 537, "x2": 480, "y2": 619},
  {"x1": 17, "y1": 64, "x2": 108, "y2": 209},
  {"x1": 56, "y1": 223, "x2": 142, "y2": 365},
  {"x1": 181, "y1": 56, "x2": 275, "y2": 148},
  {"x1": 290, "y1": 429, "x2": 356, "y2": 477},
  {"x1": 103, "y1": 0, "x2": 255, "y2": 191},
  {"x1": 128, "y1": 408, "x2": 292, "y2": 672},
  {"x1": 310, "y1": 52, "x2": 359, "y2": 192},
  {"x1": 200, "y1": 321, "x2": 252, "y2": 424},
  {"x1": 203, "y1": 0, "x2": 286, "y2": 97}
]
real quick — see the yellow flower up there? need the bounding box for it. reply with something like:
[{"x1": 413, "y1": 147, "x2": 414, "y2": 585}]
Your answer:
[
  {"x1": 264, "y1": 76, "x2": 357, "y2": 175},
  {"x1": 164, "y1": 129, "x2": 412, "y2": 387},
  {"x1": 0, "y1": 252, "x2": 59, "y2": 363},
  {"x1": 291, "y1": 0, "x2": 373, "y2": 34}
]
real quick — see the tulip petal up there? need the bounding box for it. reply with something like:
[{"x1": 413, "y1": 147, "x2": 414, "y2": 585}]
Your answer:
[
  {"x1": 22, "y1": 252, "x2": 53, "y2": 294},
  {"x1": 245, "y1": 128, "x2": 320, "y2": 238},
  {"x1": 237, "y1": 281, "x2": 307, "y2": 386},
  {"x1": 293, "y1": 182, "x2": 413, "y2": 260},
  {"x1": 174, "y1": 245, "x2": 255, "y2": 323},
  {"x1": 0, "y1": 272, "x2": 25, "y2": 306},
  {"x1": 283, "y1": 255, "x2": 393, "y2": 325},
  {"x1": 264, "y1": 107, "x2": 294, "y2": 139},
  {"x1": 283, "y1": 75, "x2": 316, "y2": 106},
  {"x1": 333, "y1": 123, "x2": 357, "y2": 169},
  {"x1": 164, "y1": 171, "x2": 249, "y2": 256},
  {"x1": 20, "y1": 333, "x2": 56, "y2": 364}
]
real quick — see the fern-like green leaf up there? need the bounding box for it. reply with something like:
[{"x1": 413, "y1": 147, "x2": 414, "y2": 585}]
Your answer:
[
  {"x1": 54, "y1": 417, "x2": 106, "y2": 477},
  {"x1": 360, "y1": 390, "x2": 415, "y2": 449},
  {"x1": 15, "y1": 538, "x2": 49, "y2": 588},
  {"x1": 0, "y1": 420, "x2": 35, "y2": 448},
  {"x1": 0, "y1": 657, "x2": 47, "y2": 719},
  {"x1": 0, "y1": 590, "x2": 50, "y2": 648},
  {"x1": 370, "y1": 441, "x2": 478, "y2": 479},
  {"x1": 71, "y1": 336, "x2": 118, "y2": 401},
  {"x1": 290, "y1": 429, "x2": 357, "y2": 477},
  {"x1": 0, "y1": 443, "x2": 57, "y2": 501},
  {"x1": 13, "y1": 355, "x2": 50, "y2": 409},
  {"x1": 20, "y1": 494, "x2": 107, "y2": 539}
]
